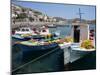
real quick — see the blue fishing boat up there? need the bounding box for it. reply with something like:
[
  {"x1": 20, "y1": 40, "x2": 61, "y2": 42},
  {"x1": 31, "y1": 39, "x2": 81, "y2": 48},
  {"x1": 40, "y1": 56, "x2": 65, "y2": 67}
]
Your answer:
[
  {"x1": 12, "y1": 42, "x2": 64, "y2": 74},
  {"x1": 13, "y1": 42, "x2": 60, "y2": 62},
  {"x1": 12, "y1": 34, "x2": 31, "y2": 41}
]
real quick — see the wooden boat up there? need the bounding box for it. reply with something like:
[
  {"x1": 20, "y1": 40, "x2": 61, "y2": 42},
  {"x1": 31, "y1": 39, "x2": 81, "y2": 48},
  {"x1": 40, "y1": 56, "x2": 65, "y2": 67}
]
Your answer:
[
  {"x1": 12, "y1": 42, "x2": 64, "y2": 73},
  {"x1": 12, "y1": 34, "x2": 31, "y2": 41},
  {"x1": 15, "y1": 27, "x2": 34, "y2": 35},
  {"x1": 13, "y1": 42, "x2": 59, "y2": 62},
  {"x1": 12, "y1": 26, "x2": 52, "y2": 41}
]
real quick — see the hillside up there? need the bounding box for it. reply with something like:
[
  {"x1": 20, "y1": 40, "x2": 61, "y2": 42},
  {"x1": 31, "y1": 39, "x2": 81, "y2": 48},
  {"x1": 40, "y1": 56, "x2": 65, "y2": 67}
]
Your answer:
[
  {"x1": 12, "y1": 3, "x2": 67, "y2": 23},
  {"x1": 67, "y1": 18, "x2": 96, "y2": 24}
]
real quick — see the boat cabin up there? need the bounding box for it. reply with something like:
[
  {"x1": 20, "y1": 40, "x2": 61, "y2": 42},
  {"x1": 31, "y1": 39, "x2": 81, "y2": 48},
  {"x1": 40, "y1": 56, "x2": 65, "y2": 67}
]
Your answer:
[
  {"x1": 14, "y1": 26, "x2": 50, "y2": 35},
  {"x1": 40, "y1": 26, "x2": 50, "y2": 35},
  {"x1": 71, "y1": 23, "x2": 89, "y2": 43},
  {"x1": 15, "y1": 27, "x2": 33, "y2": 34}
]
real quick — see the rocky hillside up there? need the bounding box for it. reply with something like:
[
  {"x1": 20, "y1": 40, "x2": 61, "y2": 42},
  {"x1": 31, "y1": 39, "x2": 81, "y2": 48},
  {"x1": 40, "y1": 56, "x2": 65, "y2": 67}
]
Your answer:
[
  {"x1": 12, "y1": 3, "x2": 67, "y2": 23},
  {"x1": 67, "y1": 18, "x2": 96, "y2": 24}
]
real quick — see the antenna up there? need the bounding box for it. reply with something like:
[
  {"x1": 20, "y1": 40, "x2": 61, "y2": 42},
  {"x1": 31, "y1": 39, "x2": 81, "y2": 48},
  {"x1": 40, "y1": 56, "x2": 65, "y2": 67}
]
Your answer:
[
  {"x1": 77, "y1": 8, "x2": 84, "y2": 23},
  {"x1": 27, "y1": 9, "x2": 30, "y2": 27}
]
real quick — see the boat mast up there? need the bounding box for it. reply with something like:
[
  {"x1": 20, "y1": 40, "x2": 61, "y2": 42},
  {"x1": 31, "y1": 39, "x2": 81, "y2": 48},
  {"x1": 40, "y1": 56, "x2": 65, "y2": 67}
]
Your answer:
[{"x1": 77, "y1": 8, "x2": 84, "y2": 23}]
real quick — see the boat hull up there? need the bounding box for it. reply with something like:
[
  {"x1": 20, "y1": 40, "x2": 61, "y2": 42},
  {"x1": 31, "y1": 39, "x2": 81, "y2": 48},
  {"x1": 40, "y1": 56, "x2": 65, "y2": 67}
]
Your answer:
[{"x1": 12, "y1": 43, "x2": 64, "y2": 74}]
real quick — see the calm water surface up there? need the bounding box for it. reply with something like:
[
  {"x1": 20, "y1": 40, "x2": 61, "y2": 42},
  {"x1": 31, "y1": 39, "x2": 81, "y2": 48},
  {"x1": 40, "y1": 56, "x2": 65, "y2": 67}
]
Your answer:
[{"x1": 49, "y1": 24, "x2": 95, "y2": 38}]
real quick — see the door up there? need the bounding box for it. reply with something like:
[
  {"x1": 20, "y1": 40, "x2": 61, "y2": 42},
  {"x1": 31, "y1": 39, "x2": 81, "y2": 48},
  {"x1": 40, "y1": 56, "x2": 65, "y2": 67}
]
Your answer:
[{"x1": 74, "y1": 26, "x2": 80, "y2": 43}]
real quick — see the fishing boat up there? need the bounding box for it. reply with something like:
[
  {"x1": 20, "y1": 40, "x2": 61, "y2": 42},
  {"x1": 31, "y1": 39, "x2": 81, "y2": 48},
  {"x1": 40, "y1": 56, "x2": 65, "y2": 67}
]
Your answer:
[
  {"x1": 12, "y1": 36, "x2": 73, "y2": 73},
  {"x1": 40, "y1": 26, "x2": 50, "y2": 35},
  {"x1": 15, "y1": 27, "x2": 35, "y2": 35},
  {"x1": 12, "y1": 34, "x2": 31, "y2": 41},
  {"x1": 66, "y1": 22, "x2": 96, "y2": 64},
  {"x1": 12, "y1": 27, "x2": 34, "y2": 41},
  {"x1": 70, "y1": 43, "x2": 95, "y2": 63},
  {"x1": 47, "y1": 24, "x2": 57, "y2": 28},
  {"x1": 12, "y1": 25, "x2": 53, "y2": 41},
  {"x1": 13, "y1": 42, "x2": 59, "y2": 61},
  {"x1": 12, "y1": 41, "x2": 64, "y2": 73}
]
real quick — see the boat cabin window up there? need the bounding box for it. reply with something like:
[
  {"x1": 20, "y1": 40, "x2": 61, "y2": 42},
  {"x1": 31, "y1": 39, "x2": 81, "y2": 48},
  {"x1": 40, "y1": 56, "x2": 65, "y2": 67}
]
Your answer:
[
  {"x1": 22, "y1": 29, "x2": 25, "y2": 31},
  {"x1": 26, "y1": 29, "x2": 29, "y2": 31},
  {"x1": 42, "y1": 29, "x2": 46, "y2": 32},
  {"x1": 16, "y1": 29, "x2": 20, "y2": 31}
]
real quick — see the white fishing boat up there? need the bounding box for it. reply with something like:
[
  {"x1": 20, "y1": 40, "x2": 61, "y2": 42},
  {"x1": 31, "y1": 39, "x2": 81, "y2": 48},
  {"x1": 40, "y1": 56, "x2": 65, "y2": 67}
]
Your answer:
[
  {"x1": 15, "y1": 27, "x2": 37, "y2": 35},
  {"x1": 69, "y1": 22, "x2": 95, "y2": 63},
  {"x1": 40, "y1": 26, "x2": 50, "y2": 35}
]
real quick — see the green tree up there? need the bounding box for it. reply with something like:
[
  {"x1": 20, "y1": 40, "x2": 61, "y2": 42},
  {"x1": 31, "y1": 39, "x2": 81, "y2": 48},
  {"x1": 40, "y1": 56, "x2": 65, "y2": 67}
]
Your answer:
[{"x1": 16, "y1": 13, "x2": 27, "y2": 19}]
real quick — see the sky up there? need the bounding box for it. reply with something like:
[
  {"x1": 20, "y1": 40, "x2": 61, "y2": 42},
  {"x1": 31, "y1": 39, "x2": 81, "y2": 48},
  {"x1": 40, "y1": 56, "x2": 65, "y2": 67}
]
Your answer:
[{"x1": 12, "y1": 0, "x2": 96, "y2": 20}]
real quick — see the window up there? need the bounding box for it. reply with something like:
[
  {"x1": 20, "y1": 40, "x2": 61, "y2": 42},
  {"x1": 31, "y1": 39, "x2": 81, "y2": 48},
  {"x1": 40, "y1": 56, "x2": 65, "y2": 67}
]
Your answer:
[
  {"x1": 42, "y1": 29, "x2": 46, "y2": 32},
  {"x1": 26, "y1": 29, "x2": 29, "y2": 31},
  {"x1": 16, "y1": 29, "x2": 20, "y2": 31},
  {"x1": 22, "y1": 29, "x2": 25, "y2": 31}
]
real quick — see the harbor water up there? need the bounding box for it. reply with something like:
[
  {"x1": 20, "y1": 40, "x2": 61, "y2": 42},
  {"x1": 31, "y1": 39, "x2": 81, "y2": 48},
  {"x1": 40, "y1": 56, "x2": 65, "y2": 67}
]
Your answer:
[{"x1": 49, "y1": 24, "x2": 95, "y2": 38}]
